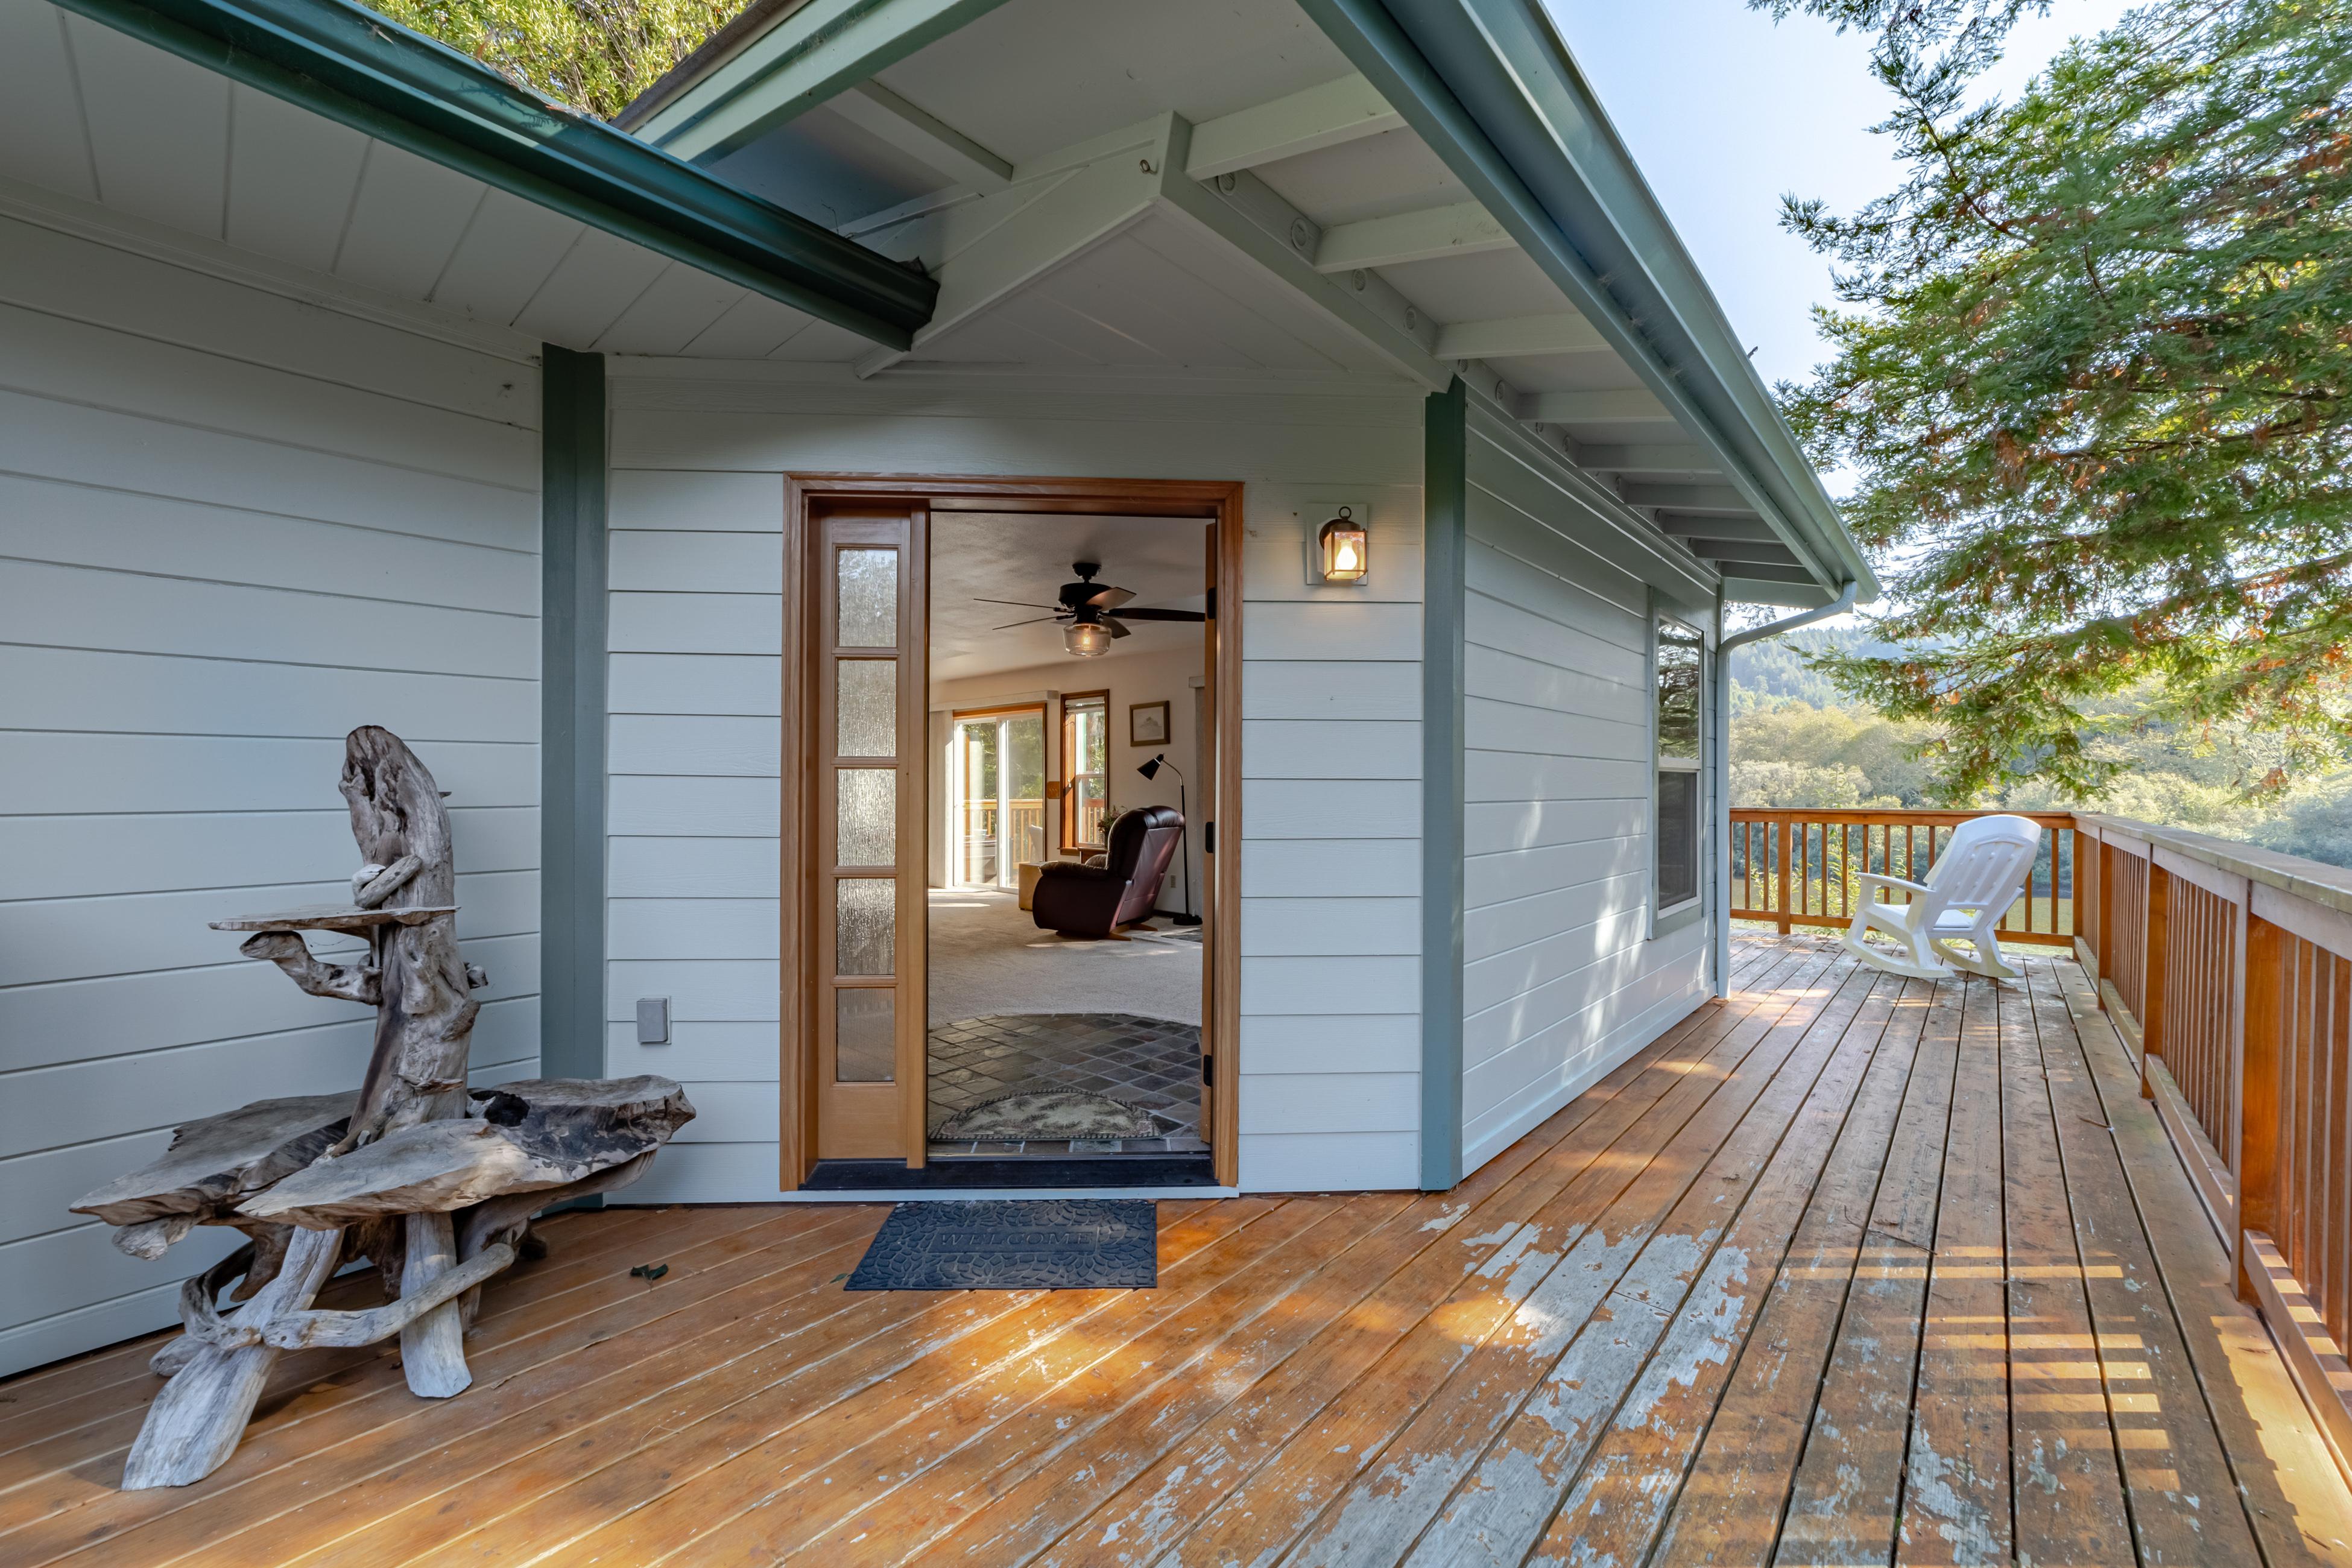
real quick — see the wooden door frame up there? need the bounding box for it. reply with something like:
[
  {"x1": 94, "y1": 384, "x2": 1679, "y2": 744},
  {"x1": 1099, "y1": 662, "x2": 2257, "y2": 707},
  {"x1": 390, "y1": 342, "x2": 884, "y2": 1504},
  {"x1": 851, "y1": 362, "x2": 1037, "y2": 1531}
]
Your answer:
[{"x1": 781, "y1": 474, "x2": 1245, "y2": 1190}]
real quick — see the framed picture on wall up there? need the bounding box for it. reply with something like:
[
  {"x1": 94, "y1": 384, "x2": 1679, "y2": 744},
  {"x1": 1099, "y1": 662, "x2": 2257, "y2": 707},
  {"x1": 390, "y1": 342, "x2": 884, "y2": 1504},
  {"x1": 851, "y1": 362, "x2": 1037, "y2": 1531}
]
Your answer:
[{"x1": 1129, "y1": 700, "x2": 1169, "y2": 747}]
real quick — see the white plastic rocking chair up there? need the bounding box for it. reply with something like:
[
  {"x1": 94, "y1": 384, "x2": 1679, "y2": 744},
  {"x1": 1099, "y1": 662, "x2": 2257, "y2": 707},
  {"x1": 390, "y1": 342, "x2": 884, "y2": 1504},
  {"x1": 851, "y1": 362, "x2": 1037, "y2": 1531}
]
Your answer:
[{"x1": 1841, "y1": 814, "x2": 2041, "y2": 981}]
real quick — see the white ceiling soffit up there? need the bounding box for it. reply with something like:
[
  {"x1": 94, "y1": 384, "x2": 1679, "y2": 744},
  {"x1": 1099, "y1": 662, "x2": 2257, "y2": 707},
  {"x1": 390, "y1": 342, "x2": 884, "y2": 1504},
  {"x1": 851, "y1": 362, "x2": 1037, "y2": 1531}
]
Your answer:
[
  {"x1": 0, "y1": 5, "x2": 851, "y2": 361},
  {"x1": 612, "y1": 0, "x2": 1820, "y2": 587}
]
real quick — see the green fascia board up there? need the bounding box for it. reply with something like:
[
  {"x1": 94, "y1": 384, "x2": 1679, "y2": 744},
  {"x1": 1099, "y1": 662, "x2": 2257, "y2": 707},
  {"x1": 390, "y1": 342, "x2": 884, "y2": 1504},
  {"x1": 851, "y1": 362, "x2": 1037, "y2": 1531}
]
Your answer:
[
  {"x1": 630, "y1": 0, "x2": 1016, "y2": 163},
  {"x1": 1297, "y1": 0, "x2": 1875, "y2": 602},
  {"x1": 55, "y1": 0, "x2": 937, "y2": 348}
]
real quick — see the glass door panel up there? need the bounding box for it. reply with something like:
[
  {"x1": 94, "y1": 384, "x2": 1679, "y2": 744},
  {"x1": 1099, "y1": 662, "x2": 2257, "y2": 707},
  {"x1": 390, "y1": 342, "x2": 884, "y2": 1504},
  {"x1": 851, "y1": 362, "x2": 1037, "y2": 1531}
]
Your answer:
[{"x1": 811, "y1": 509, "x2": 924, "y2": 1161}]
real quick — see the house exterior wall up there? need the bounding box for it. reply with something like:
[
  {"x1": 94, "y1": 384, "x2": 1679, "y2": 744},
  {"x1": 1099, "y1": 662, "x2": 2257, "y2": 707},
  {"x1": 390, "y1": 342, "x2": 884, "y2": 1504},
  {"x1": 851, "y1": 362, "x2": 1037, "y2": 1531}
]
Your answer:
[
  {"x1": 0, "y1": 207, "x2": 544, "y2": 1376},
  {"x1": 1456, "y1": 408, "x2": 1716, "y2": 1175},
  {"x1": 598, "y1": 364, "x2": 1426, "y2": 1195}
]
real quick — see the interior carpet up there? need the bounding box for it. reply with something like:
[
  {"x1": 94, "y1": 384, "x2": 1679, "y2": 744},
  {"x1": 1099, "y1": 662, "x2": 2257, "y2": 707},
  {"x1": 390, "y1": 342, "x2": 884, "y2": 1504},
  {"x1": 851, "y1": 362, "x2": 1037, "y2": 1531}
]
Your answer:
[
  {"x1": 845, "y1": 1198, "x2": 1159, "y2": 1289},
  {"x1": 933, "y1": 1090, "x2": 1160, "y2": 1141}
]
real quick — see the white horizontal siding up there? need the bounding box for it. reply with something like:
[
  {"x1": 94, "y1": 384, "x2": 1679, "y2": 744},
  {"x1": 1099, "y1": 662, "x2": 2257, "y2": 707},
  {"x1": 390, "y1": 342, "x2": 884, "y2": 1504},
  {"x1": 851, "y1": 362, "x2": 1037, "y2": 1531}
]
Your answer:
[
  {"x1": 0, "y1": 210, "x2": 540, "y2": 1377},
  {"x1": 1456, "y1": 424, "x2": 1713, "y2": 1178},
  {"x1": 605, "y1": 368, "x2": 1424, "y2": 1200}
]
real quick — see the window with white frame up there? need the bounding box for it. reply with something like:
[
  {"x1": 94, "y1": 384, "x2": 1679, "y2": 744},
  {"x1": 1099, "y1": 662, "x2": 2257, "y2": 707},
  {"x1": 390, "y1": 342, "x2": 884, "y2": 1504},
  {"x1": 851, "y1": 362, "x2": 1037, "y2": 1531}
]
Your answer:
[{"x1": 1654, "y1": 616, "x2": 1704, "y2": 914}]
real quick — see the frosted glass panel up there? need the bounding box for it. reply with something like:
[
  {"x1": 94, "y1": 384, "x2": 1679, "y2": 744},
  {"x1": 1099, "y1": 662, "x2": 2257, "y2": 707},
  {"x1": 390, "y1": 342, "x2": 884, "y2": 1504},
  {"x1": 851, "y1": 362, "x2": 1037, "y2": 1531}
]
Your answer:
[
  {"x1": 836, "y1": 768, "x2": 896, "y2": 868},
  {"x1": 836, "y1": 879, "x2": 894, "y2": 975},
  {"x1": 836, "y1": 548, "x2": 897, "y2": 647},
  {"x1": 836, "y1": 660, "x2": 896, "y2": 756},
  {"x1": 835, "y1": 990, "x2": 894, "y2": 1083}
]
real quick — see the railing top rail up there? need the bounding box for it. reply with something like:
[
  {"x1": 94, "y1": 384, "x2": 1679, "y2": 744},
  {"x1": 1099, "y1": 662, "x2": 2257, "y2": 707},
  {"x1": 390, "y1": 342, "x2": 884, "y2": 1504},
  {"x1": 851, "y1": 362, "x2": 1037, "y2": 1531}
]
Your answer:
[
  {"x1": 2075, "y1": 812, "x2": 2352, "y2": 922},
  {"x1": 1727, "y1": 808, "x2": 2076, "y2": 829}
]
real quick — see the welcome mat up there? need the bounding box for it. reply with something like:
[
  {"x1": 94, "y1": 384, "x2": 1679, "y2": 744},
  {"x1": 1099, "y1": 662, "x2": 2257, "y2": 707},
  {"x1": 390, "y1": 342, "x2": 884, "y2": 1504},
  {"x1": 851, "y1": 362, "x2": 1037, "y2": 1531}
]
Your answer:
[{"x1": 845, "y1": 1199, "x2": 1159, "y2": 1290}]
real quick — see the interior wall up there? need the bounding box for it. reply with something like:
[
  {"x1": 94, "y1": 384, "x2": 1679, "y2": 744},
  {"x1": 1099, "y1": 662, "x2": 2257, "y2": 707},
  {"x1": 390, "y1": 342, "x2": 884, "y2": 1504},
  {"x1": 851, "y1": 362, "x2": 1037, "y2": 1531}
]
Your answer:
[
  {"x1": 599, "y1": 365, "x2": 1426, "y2": 1195},
  {"x1": 1457, "y1": 414, "x2": 1715, "y2": 1176},
  {"x1": 0, "y1": 208, "x2": 543, "y2": 1376},
  {"x1": 932, "y1": 642, "x2": 1204, "y2": 911}
]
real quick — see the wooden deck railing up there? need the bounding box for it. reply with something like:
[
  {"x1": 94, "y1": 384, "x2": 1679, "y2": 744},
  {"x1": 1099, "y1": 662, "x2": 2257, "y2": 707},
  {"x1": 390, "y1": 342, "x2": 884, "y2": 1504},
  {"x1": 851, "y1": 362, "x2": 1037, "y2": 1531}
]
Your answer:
[
  {"x1": 2073, "y1": 813, "x2": 2352, "y2": 1478},
  {"x1": 1731, "y1": 804, "x2": 2352, "y2": 1476},
  {"x1": 1729, "y1": 809, "x2": 2080, "y2": 944}
]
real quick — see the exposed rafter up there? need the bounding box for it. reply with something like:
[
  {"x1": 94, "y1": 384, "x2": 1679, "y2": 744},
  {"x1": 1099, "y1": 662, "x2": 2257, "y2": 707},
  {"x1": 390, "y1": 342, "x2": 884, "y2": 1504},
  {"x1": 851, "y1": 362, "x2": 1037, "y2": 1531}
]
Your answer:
[
  {"x1": 1569, "y1": 441, "x2": 1718, "y2": 477},
  {"x1": 1519, "y1": 388, "x2": 1672, "y2": 424},
  {"x1": 1182, "y1": 74, "x2": 1403, "y2": 179},
  {"x1": 1655, "y1": 516, "x2": 1783, "y2": 543},
  {"x1": 1312, "y1": 200, "x2": 1513, "y2": 273},
  {"x1": 827, "y1": 81, "x2": 1012, "y2": 190},
  {"x1": 634, "y1": 0, "x2": 1013, "y2": 162},
  {"x1": 1673, "y1": 537, "x2": 1806, "y2": 566},
  {"x1": 1620, "y1": 482, "x2": 1750, "y2": 514},
  {"x1": 1432, "y1": 312, "x2": 1604, "y2": 361}
]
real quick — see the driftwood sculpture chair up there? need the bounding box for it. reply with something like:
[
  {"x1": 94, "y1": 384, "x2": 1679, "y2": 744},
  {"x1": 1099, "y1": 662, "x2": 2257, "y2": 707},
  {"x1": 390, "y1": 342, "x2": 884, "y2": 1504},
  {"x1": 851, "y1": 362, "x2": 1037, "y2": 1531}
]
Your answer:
[
  {"x1": 72, "y1": 727, "x2": 692, "y2": 1488},
  {"x1": 1841, "y1": 812, "x2": 2041, "y2": 981}
]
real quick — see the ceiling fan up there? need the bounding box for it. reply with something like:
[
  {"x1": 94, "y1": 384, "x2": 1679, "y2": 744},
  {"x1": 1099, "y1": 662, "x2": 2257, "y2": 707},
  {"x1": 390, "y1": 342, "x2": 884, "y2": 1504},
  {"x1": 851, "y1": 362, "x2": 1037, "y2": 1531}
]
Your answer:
[{"x1": 976, "y1": 561, "x2": 1206, "y2": 658}]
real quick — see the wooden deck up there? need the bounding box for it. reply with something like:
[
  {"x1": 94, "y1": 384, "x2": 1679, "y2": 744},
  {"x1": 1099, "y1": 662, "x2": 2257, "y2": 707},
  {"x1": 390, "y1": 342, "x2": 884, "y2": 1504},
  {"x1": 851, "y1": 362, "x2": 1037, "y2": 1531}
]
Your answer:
[{"x1": 8, "y1": 935, "x2": 2352, "y2": 1566}]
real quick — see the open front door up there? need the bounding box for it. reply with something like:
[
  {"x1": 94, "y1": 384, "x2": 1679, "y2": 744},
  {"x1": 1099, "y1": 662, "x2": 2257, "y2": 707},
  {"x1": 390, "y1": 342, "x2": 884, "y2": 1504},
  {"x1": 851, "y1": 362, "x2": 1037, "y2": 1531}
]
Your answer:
[{"x1": 808, "y1": 501, "x2": 928, "y2": 1162}]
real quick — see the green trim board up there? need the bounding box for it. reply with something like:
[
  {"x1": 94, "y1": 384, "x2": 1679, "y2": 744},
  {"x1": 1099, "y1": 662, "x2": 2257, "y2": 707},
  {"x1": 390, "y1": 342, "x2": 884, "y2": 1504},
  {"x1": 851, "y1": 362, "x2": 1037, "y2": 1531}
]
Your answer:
[
  {"x1": 626, "y1": 0, "x2": 1018, "y2": 163},
  {"x1": 1294, "y1": 0, "x2": 1874, "y2": 603},
  {"x1": 1421, "y1": 378, "x2": 1468, "y2": 1192},
  {"x1": 54, "y1": 0, "x2": 937, "y2": 348},
  {"x1": 540, "y1": 347, "x2": 608, "y2": 1114}
]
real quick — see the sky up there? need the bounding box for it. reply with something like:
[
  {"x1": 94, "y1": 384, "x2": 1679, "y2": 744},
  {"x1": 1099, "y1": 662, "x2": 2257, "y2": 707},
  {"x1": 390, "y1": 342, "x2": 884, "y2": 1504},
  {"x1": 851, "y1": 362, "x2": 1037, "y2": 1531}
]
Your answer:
[{"x1": 1544, "y1": 0, "x2": 2145, "y2": 394}]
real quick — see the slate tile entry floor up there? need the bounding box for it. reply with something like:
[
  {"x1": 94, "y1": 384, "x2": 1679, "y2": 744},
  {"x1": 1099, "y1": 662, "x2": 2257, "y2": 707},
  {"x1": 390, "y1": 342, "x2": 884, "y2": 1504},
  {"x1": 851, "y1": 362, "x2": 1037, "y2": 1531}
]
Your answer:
[{"x1": 927, "y1": 1013, "x2": 1208, "y2": 1159}]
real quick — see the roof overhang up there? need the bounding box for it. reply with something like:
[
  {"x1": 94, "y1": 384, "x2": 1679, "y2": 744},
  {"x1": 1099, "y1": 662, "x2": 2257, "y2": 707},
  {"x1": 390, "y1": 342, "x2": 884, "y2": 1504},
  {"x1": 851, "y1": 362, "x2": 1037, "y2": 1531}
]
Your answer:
[
  {"x1": 53, "y1": 0, "x2": 938, "y2": 347},
  {"x1": 1295, "y1": 0, "x2": 1876, "y2": 603}
]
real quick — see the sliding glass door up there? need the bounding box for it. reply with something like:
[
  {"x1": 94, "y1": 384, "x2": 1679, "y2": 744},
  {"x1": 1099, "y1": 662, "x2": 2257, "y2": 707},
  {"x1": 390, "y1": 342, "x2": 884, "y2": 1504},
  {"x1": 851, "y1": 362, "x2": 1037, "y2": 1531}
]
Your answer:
[{"x1": 949, "y1": 707, "x2": 1045, "y2": 891}]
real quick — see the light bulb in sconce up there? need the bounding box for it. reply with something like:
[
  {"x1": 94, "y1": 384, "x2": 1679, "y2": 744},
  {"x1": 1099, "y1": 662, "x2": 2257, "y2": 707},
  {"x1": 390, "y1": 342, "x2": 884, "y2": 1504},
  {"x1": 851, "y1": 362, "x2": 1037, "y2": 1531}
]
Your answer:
[
  {"x1": 1317, "y1": 507, "x2": 1368, "y2": 584},
  {"x1": 1064, "y1": 619, "x2": 1111, "y2": 657}
]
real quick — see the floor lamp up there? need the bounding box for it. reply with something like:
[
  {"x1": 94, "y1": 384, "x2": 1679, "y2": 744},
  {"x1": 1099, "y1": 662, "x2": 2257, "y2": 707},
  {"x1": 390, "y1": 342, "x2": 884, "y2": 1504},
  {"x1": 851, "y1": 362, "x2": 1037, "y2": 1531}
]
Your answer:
[{"x1": 1136, "y1": 753, "x2": 1201, "y2": 926}]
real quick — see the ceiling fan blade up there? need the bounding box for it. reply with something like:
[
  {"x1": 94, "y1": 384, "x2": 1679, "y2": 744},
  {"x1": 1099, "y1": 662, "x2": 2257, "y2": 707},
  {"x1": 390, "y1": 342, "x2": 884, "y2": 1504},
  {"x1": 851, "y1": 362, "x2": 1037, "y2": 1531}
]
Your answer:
[
  {"x1": 991, "y1": 616, "x2": 1061, "y2": 630},
  {"x1": 1111, "y1": 607, "x2": 1206, "y2": 622},
  {"x1": 973, "y1": 597, "x2": 1064, "y2": 611},
  {"x1": 1105, "y1": 616, "x2": 1133, "y2": 639},
  {"x1": 1083, "y1": 586, "x2": 1136, "y2": 611}
]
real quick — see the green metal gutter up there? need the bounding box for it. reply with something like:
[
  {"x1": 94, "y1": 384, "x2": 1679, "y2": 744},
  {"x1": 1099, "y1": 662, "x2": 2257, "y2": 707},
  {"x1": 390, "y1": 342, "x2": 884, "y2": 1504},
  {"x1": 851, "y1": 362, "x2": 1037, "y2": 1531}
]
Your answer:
[
  {"x1": 1296, "y1": 0, "x2": 1876, "y2": 602},
  {"x1": 55, "y1": 0, "x2": 936, "y2": 348}
]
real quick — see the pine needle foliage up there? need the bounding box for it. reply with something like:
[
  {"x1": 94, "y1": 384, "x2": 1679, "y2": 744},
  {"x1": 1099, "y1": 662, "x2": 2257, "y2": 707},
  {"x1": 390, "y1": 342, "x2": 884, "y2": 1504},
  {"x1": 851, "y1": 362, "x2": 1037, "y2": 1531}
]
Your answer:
[
  {"x1": 369, "y1": 0, "x2": 740, "y2": 121},
  {"x1": 1759, "y1": 0, "x2": 2352, "y2": 801}
]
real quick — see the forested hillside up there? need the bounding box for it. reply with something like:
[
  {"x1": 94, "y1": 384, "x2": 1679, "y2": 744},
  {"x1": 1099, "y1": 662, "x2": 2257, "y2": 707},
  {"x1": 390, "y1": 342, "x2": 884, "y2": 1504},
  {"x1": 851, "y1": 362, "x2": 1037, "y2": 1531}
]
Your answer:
[{"x1": 1731, "y1": 628, "x2": 2352, "y2": 868}]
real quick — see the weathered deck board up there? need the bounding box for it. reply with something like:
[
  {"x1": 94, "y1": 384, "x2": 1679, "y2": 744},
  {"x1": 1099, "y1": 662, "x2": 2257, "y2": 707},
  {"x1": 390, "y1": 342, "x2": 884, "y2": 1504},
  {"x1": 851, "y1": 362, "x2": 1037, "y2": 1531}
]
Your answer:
[{"x1": 5, "y1": 937, "x2": 2349, "y2": 1568}]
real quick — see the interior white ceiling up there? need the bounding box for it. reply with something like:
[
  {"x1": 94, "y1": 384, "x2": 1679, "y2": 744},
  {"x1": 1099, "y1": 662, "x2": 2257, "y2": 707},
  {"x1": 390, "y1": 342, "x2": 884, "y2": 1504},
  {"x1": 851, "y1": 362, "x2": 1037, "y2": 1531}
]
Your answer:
[{"x1": 930, "y1": 511, "x2": 1210, "y2": 683}]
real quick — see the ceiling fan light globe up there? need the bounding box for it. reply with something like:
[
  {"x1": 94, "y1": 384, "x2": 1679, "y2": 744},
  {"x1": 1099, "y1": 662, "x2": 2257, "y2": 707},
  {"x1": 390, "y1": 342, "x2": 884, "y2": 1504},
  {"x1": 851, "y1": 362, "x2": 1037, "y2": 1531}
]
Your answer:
[{"x1": 1064, "y1": 621, "x2": 1112, "y2": 657}]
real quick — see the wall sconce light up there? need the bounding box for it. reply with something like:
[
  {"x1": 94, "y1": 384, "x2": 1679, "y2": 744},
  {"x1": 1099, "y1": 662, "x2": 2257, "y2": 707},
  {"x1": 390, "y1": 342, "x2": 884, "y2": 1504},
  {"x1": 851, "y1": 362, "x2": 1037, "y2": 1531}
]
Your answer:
[
  {"x1": 1064, "y1": 619, "x2": 1111, "y2": 657},
  {"x1": 1317, "y1": 507, "x2": 1368, "y2": 585}
]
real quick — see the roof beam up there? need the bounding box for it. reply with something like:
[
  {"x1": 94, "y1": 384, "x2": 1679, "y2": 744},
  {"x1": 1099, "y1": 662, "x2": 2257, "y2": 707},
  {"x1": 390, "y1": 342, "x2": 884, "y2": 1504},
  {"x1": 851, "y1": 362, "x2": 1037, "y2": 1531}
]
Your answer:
[
  {"x1": 634, "y1": 0, "x2": 1013, "y2": 162},
  {"x1": 1312, "y1": 200, "x2": 1513, "y2": 273},
  {"x1": 1519, "y1": 388, "x2": 1672, "y2": 425},
  {"x1": 1432, "y1": 312, "x2": 1605, "y2": 361},
  {"x1": 826, "y1": 81, "x2": 1012, "y2": 190},
  {"x1": 1159, "y1": 144, "x2": 1449, "y2": 390},
  {"x1": 1182, "y1": 74, "x2": 1403, "y2": 179},
  {"x1": 1620, "y1": 482, "x2": 1751, "y2": 514},
  {"x1": 854, "y1": 144, "x2": 1163, "y2": 376}
]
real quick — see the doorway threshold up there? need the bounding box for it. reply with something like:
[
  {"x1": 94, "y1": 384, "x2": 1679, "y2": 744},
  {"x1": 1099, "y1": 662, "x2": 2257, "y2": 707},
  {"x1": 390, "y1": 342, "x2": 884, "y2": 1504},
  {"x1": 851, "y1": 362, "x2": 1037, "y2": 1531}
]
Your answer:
[{"x1": 805, "y1": 1154, "x2": 1217, "y2": 1191}]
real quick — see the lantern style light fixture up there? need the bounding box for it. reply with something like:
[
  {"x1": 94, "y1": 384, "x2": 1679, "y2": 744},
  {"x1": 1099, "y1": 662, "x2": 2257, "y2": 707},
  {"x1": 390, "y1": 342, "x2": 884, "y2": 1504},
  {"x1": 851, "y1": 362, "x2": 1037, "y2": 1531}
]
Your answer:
[
  {"x1": 1317, "y1": 506, "x2": 1368, "y2": 585},
  {"x1": 1064, "y1": 618, "x2": 1112, "y2": 657}
]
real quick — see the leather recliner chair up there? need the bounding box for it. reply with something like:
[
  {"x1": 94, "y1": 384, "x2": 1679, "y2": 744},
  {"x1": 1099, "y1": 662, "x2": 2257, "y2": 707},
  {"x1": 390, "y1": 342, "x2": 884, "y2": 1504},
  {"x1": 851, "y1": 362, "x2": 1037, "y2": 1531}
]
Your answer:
[{"x1": 1031, "y1": 805, "x2": 1184, "y2": 939}]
